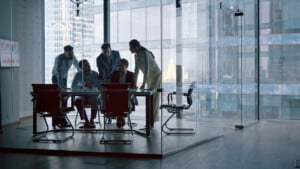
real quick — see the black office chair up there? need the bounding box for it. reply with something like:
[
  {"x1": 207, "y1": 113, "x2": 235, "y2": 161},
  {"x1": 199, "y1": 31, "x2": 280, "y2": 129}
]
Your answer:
[
  {"x1": 160, "y1": 81, "x2": 196, "y2": 135},
  {"x1": 99, "y1": 83, "x2": 134, "y2": 144},
  {"x1": 31, "y1": 84, "x2": 74, "y2": 143}
]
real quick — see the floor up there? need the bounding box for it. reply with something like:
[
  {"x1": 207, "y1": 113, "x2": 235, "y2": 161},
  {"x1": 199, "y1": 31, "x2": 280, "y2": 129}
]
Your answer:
[
  {"x1": 0, "y1": 112, "x2": 222, "y2": 157},
  {"x1": 1, "y1": 118, "x2": 300, "y2": 169}
]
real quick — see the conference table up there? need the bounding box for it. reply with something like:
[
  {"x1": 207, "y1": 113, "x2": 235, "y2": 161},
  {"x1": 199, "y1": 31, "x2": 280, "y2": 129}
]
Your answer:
[{"x1": 60, "y1": 88, "x2": 154, "y2": 136}]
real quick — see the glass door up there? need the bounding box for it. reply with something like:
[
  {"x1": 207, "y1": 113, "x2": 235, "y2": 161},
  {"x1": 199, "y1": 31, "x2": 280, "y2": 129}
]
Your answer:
[{"x1": 218, "y1": 0, "x2": 257, "y2": 128}]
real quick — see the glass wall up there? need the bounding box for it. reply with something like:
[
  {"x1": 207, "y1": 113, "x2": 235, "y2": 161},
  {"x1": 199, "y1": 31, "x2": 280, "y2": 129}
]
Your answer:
[
  {"x1": 43, "y1": 0, "x2": 300, "y2": 156},
  {"x1": 259, "y1": 0, "x2": 300, "y2": 120},
  {"x1": 45, "y1": 0, "x2": 103, "y2": 85},
  {"x1": 217, "y1": 0, "x2": 257, "y2": 126}
]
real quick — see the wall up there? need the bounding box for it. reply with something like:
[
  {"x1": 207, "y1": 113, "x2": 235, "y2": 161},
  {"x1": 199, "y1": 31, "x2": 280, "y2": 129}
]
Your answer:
[{"x1": 0, "y1": 0, "x2": 43, "y2": 125}]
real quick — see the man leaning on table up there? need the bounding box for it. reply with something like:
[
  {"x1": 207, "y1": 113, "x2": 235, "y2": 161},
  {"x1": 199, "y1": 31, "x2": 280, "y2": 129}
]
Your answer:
[
  {"x1": 72, "y1": 59, "x2": 99, "y2": 128},
  {"x1": 96, "y1": 43, "x2": 121, "y2": 83},
  {"x1": 96, "y1": 43, "x2": 121, "y2": 124},
  {"x1": 51, "y1": 45, "x2": 81, "y2": 128}
]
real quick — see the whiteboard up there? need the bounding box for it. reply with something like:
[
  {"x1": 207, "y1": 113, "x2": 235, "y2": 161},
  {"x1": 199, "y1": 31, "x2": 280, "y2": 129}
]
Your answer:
[{"x1": 0, "y1": 39, "x2": 20, "y2": 67}]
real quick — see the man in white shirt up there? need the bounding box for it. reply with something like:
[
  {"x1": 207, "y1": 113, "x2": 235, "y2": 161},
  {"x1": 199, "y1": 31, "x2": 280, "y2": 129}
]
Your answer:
[{"x1": 51, "y1": 45, "x2": 81, "y2": 127}]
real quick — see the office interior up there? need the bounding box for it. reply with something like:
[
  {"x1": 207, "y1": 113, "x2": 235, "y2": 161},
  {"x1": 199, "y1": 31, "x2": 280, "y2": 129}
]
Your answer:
[{"x1": 1, "y1": 0, "x2": 300, "y2": 168}]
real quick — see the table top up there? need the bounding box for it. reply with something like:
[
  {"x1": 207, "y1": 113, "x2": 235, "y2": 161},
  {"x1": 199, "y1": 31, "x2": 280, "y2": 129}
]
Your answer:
[{"x1": 60, "y1": 88, "x2": 154, "y2": 96}]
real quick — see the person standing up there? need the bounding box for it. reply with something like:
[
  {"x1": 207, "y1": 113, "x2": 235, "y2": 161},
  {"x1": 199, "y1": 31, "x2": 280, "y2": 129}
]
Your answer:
[
  {"x1": 96, "y1": 43, "x2": 121, "y2": 84},
  {"x1": 52, "y1": 45, "x2": 81, "y2": 127},
  {"x1": 52, "y1": 45, "x2": 80, "y2": 89},
  {"x1": 129, "y1": 39, "x2": 162, "y2": 124},
  {"x1": 96, "y1": 43, "x2": 121, "y2": 124}
]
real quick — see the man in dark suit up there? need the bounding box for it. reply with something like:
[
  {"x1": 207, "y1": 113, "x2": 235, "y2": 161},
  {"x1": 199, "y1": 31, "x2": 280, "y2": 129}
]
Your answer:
[
  {"x1": 96, "y1": 43, "x2": 121, "y2": 84},
  {"x1": 111, "y1": 59, "x2": 135, "y2": 88},
  {"x1": 97, "y1": 43, "x2": 121, "y2": 124},
  {"x1": 111, "y1": 58, "x2": 136, "y2": 128}
]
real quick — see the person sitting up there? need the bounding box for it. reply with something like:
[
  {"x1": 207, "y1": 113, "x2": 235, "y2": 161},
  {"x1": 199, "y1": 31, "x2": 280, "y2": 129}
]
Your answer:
[
  {"x1": 111, "y1": 58, "x2": 136, "y2": 128},
  {"x1": 72, "y1": 59, "x2": 99, "y2": 128}
]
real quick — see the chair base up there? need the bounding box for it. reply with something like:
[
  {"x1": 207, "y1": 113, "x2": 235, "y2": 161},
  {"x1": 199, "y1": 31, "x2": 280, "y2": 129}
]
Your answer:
[
  {"x1": 32, "y1": 114, "x2": 74, "y2": 143},
  {"x1": 32, "y1": 133, "x2": 74, "y2": 143},
  {"x1": 100, "y1": 139, "x2": 132, "y2": 144},
  {"x1": 162, "y1": 113, "x2": 196, "y2": 135},
  {"x1": 100, "y1": 116, "x2": 134, "y2": 144}
]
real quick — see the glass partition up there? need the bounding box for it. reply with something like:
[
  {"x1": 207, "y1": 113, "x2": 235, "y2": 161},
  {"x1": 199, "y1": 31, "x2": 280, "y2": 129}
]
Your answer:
[
  {"x1": 3, "y1": 0, "x2": 300, "y2": 159},
  {"x1": 109, "y1": 0, "x2": 163, "y2": 155},
  {"x1": 44, "y1": 0, "x2": 164, "y2": 155},
  {"x1": 218, "y1": 0, "x2": 257, "y2": 127},
  {"x1": 259, "y1": 0, "x2": 300, "y2": 120},
  {"x1": 161, "y1": 0, "x2": 223, "y2": 154}
]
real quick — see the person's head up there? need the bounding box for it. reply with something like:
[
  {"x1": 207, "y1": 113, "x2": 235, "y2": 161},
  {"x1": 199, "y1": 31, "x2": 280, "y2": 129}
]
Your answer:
[
  {"x1": 101, "y1": 43, "x2": 111, "y2": 58},
  {"x1": 64, "y1": 45, "x2": 74, "y2": 59},
  {"x1": 78, "y1": 59, "x2": 91, "y2": 74},
  {"x1": 129, "y1": 39, "x2": 141, "y2": 53},
  {"x1": 118, "y1": 58, "x2": 129, "y2": 73}
]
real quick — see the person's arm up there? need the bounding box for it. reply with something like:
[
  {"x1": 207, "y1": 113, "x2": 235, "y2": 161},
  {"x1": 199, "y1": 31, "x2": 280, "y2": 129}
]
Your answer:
[
  {"x1": 72, "y1": 57, "x2": 81, "y2": 72},
  {"x1": 55, "y1": 57, "x2": 65, "y2": 88},
  {"x1": 113, "y1": 51, "x2": 121, "y2": 72},
  {"x1": 134, "y1": 55, "x2": 139, "y2": 87},
  {"x1": 140, "y1": 51, "x2": 149, "y2": 89},
  {"x1": 71, "y1": 73, "x2": 82, "y2": 89},
  {"x1": 97, "y1": 55, "x2": 104, "y2": 80},
  {"x1": 96, "y1": 55, "x2": 101, "y2": 75}
]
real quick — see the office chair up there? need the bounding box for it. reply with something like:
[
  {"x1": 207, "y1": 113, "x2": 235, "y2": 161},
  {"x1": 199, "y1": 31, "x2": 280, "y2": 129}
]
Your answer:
[
  {"x1": 31, "y1": 84, "x2": 74, "y2": 143},
  {"x1": 99, "y1": 83, "x2": 134, "y2": 144},
  {"x1": 160, "y1": 81, "x2": 197, "y2": 135}
]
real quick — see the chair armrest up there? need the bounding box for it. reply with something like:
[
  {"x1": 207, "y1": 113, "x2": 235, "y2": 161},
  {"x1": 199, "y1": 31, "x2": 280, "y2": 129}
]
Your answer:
[
  {"x1": 171, "y1": 92, "x2": 188, "y2": 96},
  {"x1": 167, "y1": 92, "x2": 173, "y2": 105}
]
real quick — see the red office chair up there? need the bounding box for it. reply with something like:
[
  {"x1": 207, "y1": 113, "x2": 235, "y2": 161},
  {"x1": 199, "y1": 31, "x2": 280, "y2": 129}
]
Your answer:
[
  {"x1": 31, "y1": 84, "x2": 74, "y2": 143},
  {"x1": 99, "y1": 83, "x2": 134, "y2": 144}
]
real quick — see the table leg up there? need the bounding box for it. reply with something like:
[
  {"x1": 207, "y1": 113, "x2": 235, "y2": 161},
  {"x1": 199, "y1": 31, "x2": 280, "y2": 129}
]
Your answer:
[
  {"x1": 150, "y1": 94, "x2": 154, "y2": 128},
  {"x1": 33, "y1": 109, "x2": 37, "y2": 135},
  {"x1": 145, "y1": 95, "x2": 152, "y2": 136},
  {"x1": 135, "y1": 94, "x2": 153, "y2": 136}
]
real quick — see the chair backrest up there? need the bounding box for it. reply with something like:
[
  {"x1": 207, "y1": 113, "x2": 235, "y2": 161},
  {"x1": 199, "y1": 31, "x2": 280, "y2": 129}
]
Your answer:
[
  {"x1": 100, "y1": 83, "x2": 131, "y2": 113},
  {"x1": 101, "y1": 83, "x2": 130, "y2": 90},
  {"x1": 185, "y1": 81, "x2": 196, "y2": 109},
  {"x1": 32, "y1": 84, "x2": 61, "y2": 113}
]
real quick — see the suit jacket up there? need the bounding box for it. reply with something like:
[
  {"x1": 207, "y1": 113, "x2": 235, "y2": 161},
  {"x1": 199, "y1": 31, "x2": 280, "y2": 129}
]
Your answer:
[
  {"x1": 96, "y1": 50, "x2": 121, "y2": 81},
  {"x1": 111, "y1": 70, "x2": 135, "y2": 89}
]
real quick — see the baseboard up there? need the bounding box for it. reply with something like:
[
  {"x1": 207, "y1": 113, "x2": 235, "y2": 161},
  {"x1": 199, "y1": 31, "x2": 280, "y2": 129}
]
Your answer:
[{"x1": 1, "y1": 115, "x2": 32, "y2": 129}]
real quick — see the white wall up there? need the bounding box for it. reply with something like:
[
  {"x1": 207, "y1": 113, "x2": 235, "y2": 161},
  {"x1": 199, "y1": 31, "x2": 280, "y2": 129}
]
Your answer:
[{"x1": 0, "y1": 0, "x2": 43, "y2": 125}]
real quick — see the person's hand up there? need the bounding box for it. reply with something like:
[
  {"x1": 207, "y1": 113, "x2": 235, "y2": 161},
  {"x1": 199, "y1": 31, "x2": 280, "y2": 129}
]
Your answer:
[{"x1": 84, "y1": 82, "x2": 93, "y2": 88}]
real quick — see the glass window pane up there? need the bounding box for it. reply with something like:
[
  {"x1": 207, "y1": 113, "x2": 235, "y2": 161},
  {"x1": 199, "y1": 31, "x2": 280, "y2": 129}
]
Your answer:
[
  {"x1": 132, "y1": 8, "x2": 146, "y2": 40},
  {"x1": 147, "y1": 6, "x2": 161, "y2": 40},
  {"x1": 118, "y1": 10, "x2": 131, "y2": 42}
]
